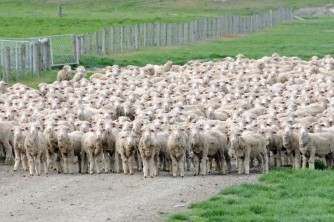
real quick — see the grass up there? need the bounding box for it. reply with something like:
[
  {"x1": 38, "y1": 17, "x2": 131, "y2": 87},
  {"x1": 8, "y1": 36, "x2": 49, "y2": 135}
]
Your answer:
[
  {"x1": 0, "y1": 0, "x2": 330, "y2": 37},
  {"x1": 168, "y1": 168, "x2": 334, "y2": 222}
]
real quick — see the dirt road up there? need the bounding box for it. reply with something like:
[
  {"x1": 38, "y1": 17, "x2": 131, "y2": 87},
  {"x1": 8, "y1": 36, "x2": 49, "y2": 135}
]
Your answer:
[{"x1": 0, "y1": 165, "x2": 259, "y2": 222}]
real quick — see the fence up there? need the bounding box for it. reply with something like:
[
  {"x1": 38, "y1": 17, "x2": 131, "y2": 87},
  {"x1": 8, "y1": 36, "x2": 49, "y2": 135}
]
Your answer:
[
  {"x1": 0, "y1": 34, "x2": 79, "y2": 82},
  {"x1": 77, "y1": 7, "x2": 293, "y2": 56}
]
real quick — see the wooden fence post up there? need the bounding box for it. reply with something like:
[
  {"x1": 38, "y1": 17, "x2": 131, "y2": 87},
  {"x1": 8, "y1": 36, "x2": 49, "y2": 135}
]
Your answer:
[
  {"x1": 4, "y1": 47, "x2": 11, "y2": 82},
  {"x1": 101, "y1": 27, "x2": 106, "y2": 54},
  {"x1": 72, "y1": 34, "x2": 78, "y2": 63},
  {"x1": 20, "y1": 44, "x2": 26, "y2": 78},
  {"x1": 110, "y1": 26, "x2": 114, "y2": 52},
  {"x1": 134, "y1": 24, "x2": 139, "y2": 50},
  {"x1": 94, "y1": 32, "x2": 99, "y2": 55},
  {"x1": 32, "y1": 42, "x2": 41, "y2": 74}
]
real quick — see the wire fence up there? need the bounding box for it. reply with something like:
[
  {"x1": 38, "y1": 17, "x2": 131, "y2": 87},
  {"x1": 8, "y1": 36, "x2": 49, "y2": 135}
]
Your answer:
[{"x1": 77, "y1": 8, "x2": 293, "y2": 57}]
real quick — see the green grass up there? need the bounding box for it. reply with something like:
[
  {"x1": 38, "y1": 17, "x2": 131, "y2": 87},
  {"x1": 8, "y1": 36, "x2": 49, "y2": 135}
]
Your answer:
[
  {"x1": 99, "y1": 16, "x2": 334, "y2": 66},
  {"x1": 168, "y1": 168, "x2": 334, "y2": 222},
  {"x1": 0, "y1": 0, "x2": 330, "y2": 37}
]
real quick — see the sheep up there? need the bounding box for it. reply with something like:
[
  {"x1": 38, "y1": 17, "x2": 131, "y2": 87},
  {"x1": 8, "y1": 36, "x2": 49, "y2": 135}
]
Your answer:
[
  {"x1": 12, "y1": 125, "x2": 28, "y2": 172},
  {"x1": 0, "y1": 81, "x2": 8, "y2": 94},
  {"x1": 57, "y1": 65, "x2": 72, "y2": 82},
  {"x1": 138, "y1": 127, "x2": 161, "y2": 178},
  {"x1": 101, "y1": 121, "x2": 116, "y2": 173},
  {"x1": 188, "y1": 126, "x2": 230, "y2": 176},
  {"x1": 24, "y1": 124, "x2": 47, "y2": 176},
  {"x1": 230, "y1": 130, "x2": 269, "y2": 175},
  {"x1": 167, "y1": 126, "x2": 188, "y2": 177},
  {"x1": 115, "y1": 131, "x2": 140, "y2": 175},
  {"x1": 263, "y1": 129, "x2": 283, "y2": 167},
  {"x1": 282, "y1": 126, "x2": 301, "y2": 169},
  {"x1": 0, "y1": 121, "x2": 17, "y2": 165},
  {"x1": 57, "y1": 126, "x2": 83, "y2": 174},
  {"x1": 299, "y1": 126, "x2": 334, "y2": 169},
  {"x1": 81, "y1": 127, "x2": 104, "y2": 174}
]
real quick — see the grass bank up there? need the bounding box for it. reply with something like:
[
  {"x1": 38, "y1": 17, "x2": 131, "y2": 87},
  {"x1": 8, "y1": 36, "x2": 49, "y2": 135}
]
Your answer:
[{"x1": 168, "y1": 168, "x2": 334, "y2": 222}]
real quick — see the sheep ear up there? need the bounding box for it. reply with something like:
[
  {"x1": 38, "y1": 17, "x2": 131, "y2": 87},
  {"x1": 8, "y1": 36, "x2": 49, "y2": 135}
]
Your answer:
[{"x1": 10, "y1": 129, "x2": 14, "y2": 132}]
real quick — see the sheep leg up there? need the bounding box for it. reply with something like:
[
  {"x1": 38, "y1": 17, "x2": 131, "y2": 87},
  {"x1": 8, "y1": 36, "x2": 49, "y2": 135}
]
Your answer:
[
  {"x1": 3, "y1": 140, "x2": 14, "y2": 165},
  {"x1": 21, "y1": 153, "x2": 28, "y2": 171},
  {"x1": 142, "y1": 156, "x2": 149, "y2": 178},
  {"x1": 95, "y1": 152, "x2": 103, "y2": 174},
  {"x1": 27, "y1": 152, "x2": 34, "y2": 176},
  {"x1": 154, "y1": 152, "x2": 159, "y2": 177},
  {"x1": 135, "y1": 150, "x2": 142, "y2": 172},
  {"x1": 128, "y1": 154, "x2": 134, "y2": 175},
  {"x1": 263, "y1": 147, "x2": 269, "y2": 173},
  {"x1": 244, "y1": 148, "x2": 251, "y2": 175},
  {"x1": 256, "y1": 155, "x2": 264, "y2": 173},
  {"x1": 62, "y1": 154, "x2": 69, "y2": 174},
  {"x1": 179, "y1": 155, "x2": 185, "y2": 177},
  {"x1": 186, "y1": 149, "x2": 191, "y2": 171},
  {"x1": 13, "y1": 149, "x2": 21, "y2": 172},
  {"x1": 88, "y1": 153, "x2": 95, "y2": 175},
  {"x1": 216, "y1": 154, "x2": 223, "y2": 174},
  {"x1": 275, "y1": 151, "x2": 281, "y2": 168},
  {"x1": 295, "y1": 150, "x2": 301, "y2": 169},
  {"x1": 115, "y1": 152, "x2": 121, "y2": 173},
  {"x1": 41, "y1": 152, "x2": 48, "y2": 175},
  {"x1": 200, "y1": 156, "x2": 207, "y2": 176},
  {"x1": 225, "y1": 152, "x2": 232, "y2": 174},
  {"x1": 148, "y1": 156, "x2": 155, "y2": 178},
  {"x1": 121, "y1": 154, "x2": 129, "y2": 175},
  {"x1": 193, "y1": 155, "x2": 200, "y2": 176},
  {"x1": 302, "y1": 153, "x2": 308, "y2": 169},
  {"x1": 81, "y1": 151, "x2": 88, "y2": 174},
  {"x1": 237, "y1": 157, "x2": 244, "y2": 174},
  {"x1": 308, "y1": 149, "x2": 316, "y2": 170},
  {"x1": 35, "y1": 154, "x2": 41, "y2": 176},
  {"x1": 207, "y1": 158, "x2": 212, "y2": 174},
  {"x1": 77, "y1": 154, "x2": 82, "y2": 174},
  {"x1": 170, "y1": 155, "x2": 178, "y2": 177},
  {"x1": 103, "y1": 151, "x2": 111, "y2": 173}
]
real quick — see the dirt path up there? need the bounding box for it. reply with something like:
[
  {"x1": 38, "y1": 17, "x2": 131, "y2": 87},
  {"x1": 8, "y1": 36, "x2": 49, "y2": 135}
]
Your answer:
[{"x1": 0, "y1": 165, "x2": 259, "y2": 222}]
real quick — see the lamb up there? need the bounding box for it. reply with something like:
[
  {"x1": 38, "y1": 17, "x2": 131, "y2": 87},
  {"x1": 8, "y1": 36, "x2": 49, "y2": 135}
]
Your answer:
[
  {"x1": 167, "y1": 126, "x2": 188, "y2": 177},
  {"x1": 115, "y1": 131, "x2": 140, "y2": 175},
  {"x1": 263, "y1": 129, "x2": 283, "y2": 167},
  {"x1": 81, "y1": 127, "x2": 104, "y2": 174},
  {"x1": 57, "y1": 65, "x2": 72, "y2": 82},
  {"x1": 57, "y1": 126, "x2": 83, "y2": 174},
  {"x1": 299, "y1": 126, "x2": 334, "y2": 169},
  {"x1": 24, "y1": 124, "x2": 47, "y2": 176},
  {"x1": 0, "y1": 81, "x2": 8, "y2": 94},
  {"x1": 282, "y1": 126, "x2": 301, "y2": 169},
  {"x1": 12, "y1": 125, "x2": 28, "y2": 172},
  {"x1": 0, "y1": 121, "x2": 17, "y2": 165},
  {"x1": 138, "y1": 127, "x2": 161, "y2": 178},
  {"x1": 101, "y1": 121, "x2": 116, "y2": 173},
  {"x1": 230, "y1": 130, "x2": 269, "y2": 175}
]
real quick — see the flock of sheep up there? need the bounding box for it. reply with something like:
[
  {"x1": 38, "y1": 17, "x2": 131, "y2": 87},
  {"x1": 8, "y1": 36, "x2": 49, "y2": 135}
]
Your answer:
[{"x1": 1, "y1": 53, "x2": 334, "y2": 177}]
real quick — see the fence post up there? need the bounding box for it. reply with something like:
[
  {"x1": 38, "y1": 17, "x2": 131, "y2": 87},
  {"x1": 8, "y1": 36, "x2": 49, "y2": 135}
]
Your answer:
[
  {"x1": 121, "y1": 26, "x2": 125, "y2": 51},
  {"x1": 32, "y1": 42, "x2": 41, "y2": 74},
  {"x1": 4, "y1": 47, "x2": 11, "y2": 82},
  {"x1": 101, "y1": 27, "x2": 106, "y2": 54},
  {"x1": 94, "y1": 32, "x2": 99, "y2": 55},
  {"x1": 20, "y1": 44, "x2": 26, "y2": 78},
  {"x1": 134, "y1": 24, "x2": 139, "y2": 50},
  {"x1": 110, "y1": 26, "x2": 114, "y2": 52},
  {"x1": 127, "y1": 26, "x2": 131, "y2": 50},
  {"x1": 71, "y1": 34, "x2": 78, "y2": 64}
]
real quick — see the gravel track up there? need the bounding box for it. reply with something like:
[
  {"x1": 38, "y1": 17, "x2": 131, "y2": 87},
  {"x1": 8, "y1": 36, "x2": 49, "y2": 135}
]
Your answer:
[{"x1": 0, "y1": 165, "x2": 259, "y2": 222}]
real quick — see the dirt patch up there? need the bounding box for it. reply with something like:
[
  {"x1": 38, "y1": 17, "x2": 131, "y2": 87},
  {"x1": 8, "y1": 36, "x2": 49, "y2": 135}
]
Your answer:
[
  {"x1": 294, "y1": 4, "x2": 334, "y2": 17},
  {"x1": 223, "y1": 34, "x2": 241, "y2": 39},
  {"x1": 0, "y1": 165, "x2": 259, "y2": 222}
]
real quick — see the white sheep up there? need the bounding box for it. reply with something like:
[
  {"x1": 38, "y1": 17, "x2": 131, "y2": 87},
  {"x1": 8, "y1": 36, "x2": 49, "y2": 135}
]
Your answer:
[
  {"x1": 167, "y1": 126, "x2": 188, "y2": 177},
  {"x1": 57, "y1": 65, "x2": 72, "y2": 82},
  {"x1": 24, "y1": 124, "x2": 47, "y2": 176}
]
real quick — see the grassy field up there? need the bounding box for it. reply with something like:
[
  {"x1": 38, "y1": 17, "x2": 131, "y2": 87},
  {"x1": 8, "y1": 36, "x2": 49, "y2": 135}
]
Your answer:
[
  {"x1": 0, "y1": 0, "x2": 330, "y2": 37},
  {"x1": 168, "y1": 168, "x2": 334, "y2": 222}
]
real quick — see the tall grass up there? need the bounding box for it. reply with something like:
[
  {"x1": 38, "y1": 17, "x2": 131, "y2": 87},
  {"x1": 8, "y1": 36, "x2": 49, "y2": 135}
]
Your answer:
[{"x1": 168, "y1": 169, "x2": 334, "y2": 222}]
